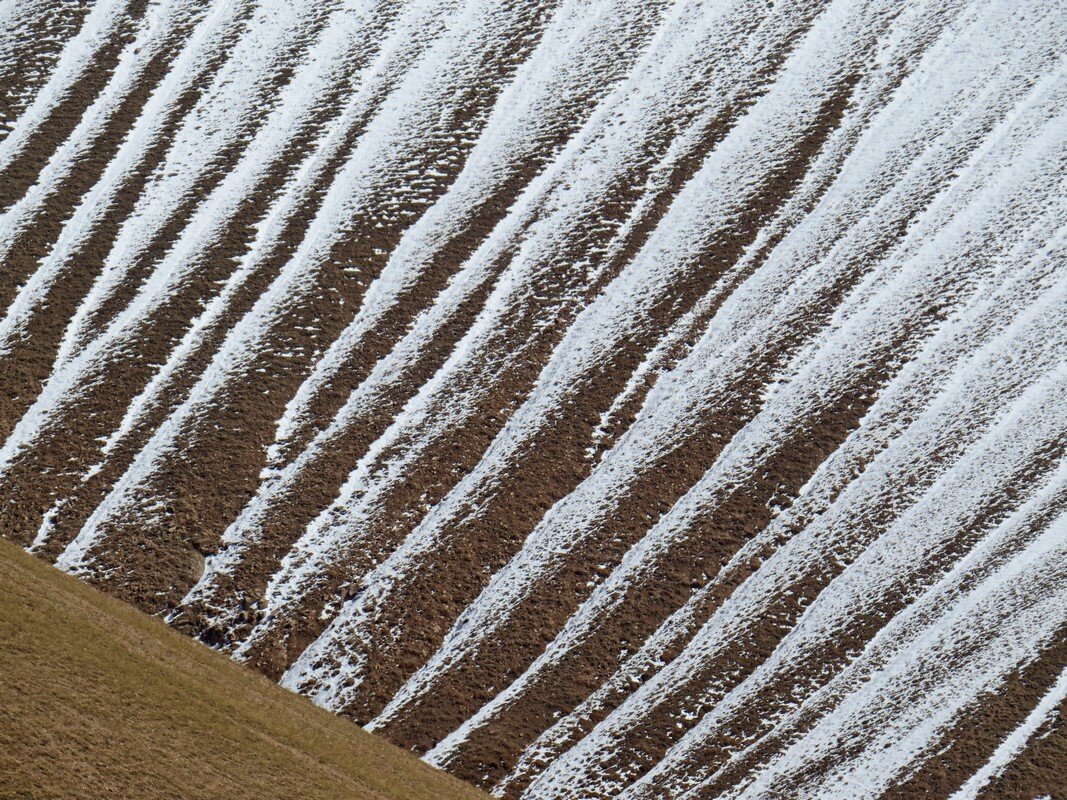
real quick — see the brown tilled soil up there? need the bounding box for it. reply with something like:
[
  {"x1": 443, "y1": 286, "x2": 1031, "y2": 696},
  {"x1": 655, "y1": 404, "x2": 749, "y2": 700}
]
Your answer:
[
  {"x1": 883, "y1": 631, "x2": 1067, "y2": 800},
  {"x1": 2, "y1": 2, "x2": 1064, "y2": 798}
]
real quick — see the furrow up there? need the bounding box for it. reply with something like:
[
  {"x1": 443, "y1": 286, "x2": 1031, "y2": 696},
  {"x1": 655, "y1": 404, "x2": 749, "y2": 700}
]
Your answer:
[
  {"x1": 51, "y1": 0, "x2": 563, "y2": 612},
  {"x1": 184, "y1": 0, "x2": 830, "y2": 680}
]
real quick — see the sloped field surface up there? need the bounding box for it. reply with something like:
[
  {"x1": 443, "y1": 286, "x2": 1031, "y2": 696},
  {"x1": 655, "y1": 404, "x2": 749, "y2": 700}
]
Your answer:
[
  {"x1": 0, "y1": 537, "x2": 487, "y2": 800},
  {"x1": 1, "y1": 0, "x2": 1065, "y2": 797}
]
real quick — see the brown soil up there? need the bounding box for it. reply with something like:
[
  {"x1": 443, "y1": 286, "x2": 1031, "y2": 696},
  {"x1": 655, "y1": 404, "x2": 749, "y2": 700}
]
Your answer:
[{"x1": 2, "y1": 2, "x2": 1063, "y2": 798}]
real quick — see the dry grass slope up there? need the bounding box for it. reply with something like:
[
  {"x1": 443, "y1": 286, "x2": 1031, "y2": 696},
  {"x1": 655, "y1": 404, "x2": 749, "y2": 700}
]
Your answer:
[{"x1": 0, "y1": 537, "x2": 487, "y2": 800}]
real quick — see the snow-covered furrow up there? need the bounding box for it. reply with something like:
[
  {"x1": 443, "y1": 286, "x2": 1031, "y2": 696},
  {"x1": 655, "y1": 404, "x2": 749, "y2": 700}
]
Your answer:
[
  {"x1": 0, "y1": 0, "x2": 206, "y2": 274},
  {"x1": 0, "y1": 0, "x2": 68, "y2": 100},
  {"x1": 173, "y1": 0, "x2": 839, "y2": 684},
  {"x1": 682, "y1": 502, "x2": 1067, "y2": 800},
  {"x1": 622, "y1": 364, "x2": 1067, "y2": 798},
  {"x1": 426, "y1": 167, "x2": 1067, "y2": 786},
  {"x1": 0, "y1": 0, "x2": 319, "y2": 457},
  {"x1": 492, "y1": 9, "x2": 1067, "y2": 793},
  {"x1": 491, "y1": 182, "x2": 1067, "y2": 793},
  {"x1": 271, "y1": 0, "x2": 904, "y2": 708},
  {"x1": 230, "y1": 0, "x2": 847, "y2": 686},
  {"x1": 51, "y1": 0, "x2": 559, "y2": 598},
  {"x1": 947, "y1": 664, "x2": 1067, "y2": 800},
  {"x1": 0, "y1": 0, "x2": 133, "y2": 173},
  {"x1": 81, "y1": 0, "x2": 408, "y2": 452},
  {"x1": 3, "y1": 0, "x2": 1064, "y2": 796},
  {"x1": 0, "y1": 0, "x2": 346, "y2": 553},
  {"x1": 0, "y1": 0, "x2": 236, "y2": 360},
  {"x1": 734, "y1": 473, "x2": 1067, "y2": 799},
  {"x1": 48, "y1": 0, "x2": 324, "y2": 369},
  {"x1": 519, "y1": 222, "x2": 1067, "y2": 793},
  {"x1": 177, "y1": 0, "x2": 683, "y2": 646},
  {"x1": 13, "y1": 0, "x2": 414, "y2": 561},
  {"x1": 524, "y1": 334, "x2": 1067, "y2": 799},
  {"x1": 351, "y1": 0, "x2": 1062, "y2": 747},
  {"x1": 0, "y1": 1, "x2": 92, "y2": 135},
  {"x1": 264, "y1": 0, "x2": 680, "y2": 462}
]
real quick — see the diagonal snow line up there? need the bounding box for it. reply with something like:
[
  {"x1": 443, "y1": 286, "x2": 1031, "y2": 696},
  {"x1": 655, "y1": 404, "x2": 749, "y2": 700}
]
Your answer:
[
  {"x1": 182, "y1": 0, "x2": 787, "y2": 630},
  {"x1": 0, "y1": 0, "x2": 198, "y2": 267},
  {"x1": 522, "y1": 213, "x2": 1067, "y2": 797},
  {"x1": 432, "y1": 202, "x2": 1067, "y2": 771},
  {"x1": 48, "y1": 0, "x2": 321, "y2": 372},
  {"x1": 51, "y1": 0, "x2": 538, "y2": 572},
  {"x1": 365, "y1": 12, "x2": 1067, "y2": 735},
  {"x1": 572, "y1": 369, "x2": 1067, "y2": 799},
  {"x1": 266, "y1": 0, "x2": 692, "y2": 457},
  {"x1": 636, "y1": 400, "x2": 1067, "y2": 798},
  {"x1": 92, "y1": 3, "x2": 400, "y2": 465},
  {"x1": 0, "y1": 0, "x2": 132, "y2": 171},
  {"x1": 0, "y1": 0, "x2": 323, "y2": 478},
  {"x1": 1, "y1": 0, "x2": 1064, "y2": 792},
  {"x1": 675, "y1": 501, "x2": 1067, "y2": 800},
  {"x1": 498, "y1": 221, "x2": 1066, "y2": 793},
  {"x1": 947, "y1": 665, "x2": 1067, "y2": 800},
  {"x1": 278, "y1": 0, "x2": 874, "y2": 698},
  {"x1": 0, "y1": 0, "x2": 237, "y2": 357}
]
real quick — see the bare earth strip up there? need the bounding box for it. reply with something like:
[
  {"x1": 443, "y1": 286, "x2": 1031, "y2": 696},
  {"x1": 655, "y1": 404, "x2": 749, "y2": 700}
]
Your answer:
[{"x1": 0, "y1": 0, "x2": 1064, "y2": 797}]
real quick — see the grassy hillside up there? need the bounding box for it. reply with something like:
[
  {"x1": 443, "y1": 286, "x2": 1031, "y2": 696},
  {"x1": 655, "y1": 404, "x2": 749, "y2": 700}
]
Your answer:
[{"x1": 0, "y1": 538, "x2": 486, "y2": 800}]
